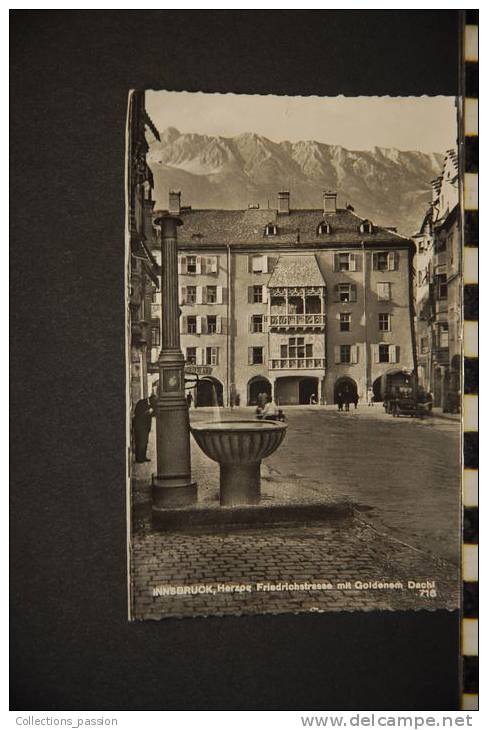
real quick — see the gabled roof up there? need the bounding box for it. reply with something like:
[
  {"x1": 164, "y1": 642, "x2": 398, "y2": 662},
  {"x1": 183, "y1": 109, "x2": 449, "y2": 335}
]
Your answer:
[
  {"x1": 152, "y1": 207, "x2": 410, "y2": 249},
  {"x1": 267, "y1": 255, "x2": 326, "y2": 288}
]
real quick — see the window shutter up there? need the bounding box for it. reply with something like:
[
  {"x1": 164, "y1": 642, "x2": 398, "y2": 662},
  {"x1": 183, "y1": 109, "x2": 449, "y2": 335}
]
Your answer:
[
  {"x1": 349, "y1": 254, "x2": 357, "y2": 272},
  {"x1": 211, "y1": 256, "x2": 218, "y2": 273},
  {"x1": 196, "y1": 286, "x2": 203, "y2": 304},
  {"x1": 334, "y1": 346, "x2": 341, "y2": 364},
  {"x1": 262, "y1": 285, "x2": 268, "y2": 303},
  {"x1": 388, "y1": 252, "x2": 396, "y2": 271},
  {"x1": 178, "y1": 286, "x2": 186, "y2": 305},
  {"x1": 248, "y1": 255, "x2": 253, "y2": 273},
  {"x1": 201, "y1": 286, "x2": 208, "y2": 304},
  {"x1": 372, "y1": 253, "x2": 378, "y2": 271},
  {"x1": 336, "y1": 312, "x2": 341, "y2": 321},
  {"x1": 195, "y1": 256, "x2": 202, "y2": 274},
  {"x1": 350, "y1": 346, "x2": 359, "y2": 364},
  {"x1": 216, "y1": 315, "x2": 222, "y2": 334},
  {"x1": 333, "y1": 284, "x2": 339, "y2": 303},
  {"x1": 355, "y1": 254, "x2": 362, "y2": 272},
  {"x1": 180, "y1": 316, "x2": 187, "y2": 335},
  {"x1": 372, "y1": 345, "x2": 380, "y2": 364},
  {"x1": 213, "y1": 347, "x2": 219, "y2": 365},
  {"x1": 248, "y1": 347, "x2": 253, "y2": 365},
  {"x1": 248, "y1": 315, "x2": 253, "y2": 333},
  {"x1": 196, "y1": 316, "x2": 202, "y2": 334},
  {"x1": 178, "y1": 256, "x2": 187, "y2": 274},
  {"x1": 248, "y1": 286, "x2": 253, "y2": 303},
  {"x1": 196, "y1": 348, "x2": 204, "y2": 365},
  {"x1": 389, "y1": 345, "x2": 398, "y2": 363},
  {"x1": 334, "y1": 254, "x2": 340, "y2": 272},
  {"x1": 350, "y1": 285, "x2": 357, "y2": 302},
  {"x1": 216, "y1": 286, "x2": 223, "y2": 304},
  {"x1": 261, "y1": 255, "x2": 268, "y2": 273}
]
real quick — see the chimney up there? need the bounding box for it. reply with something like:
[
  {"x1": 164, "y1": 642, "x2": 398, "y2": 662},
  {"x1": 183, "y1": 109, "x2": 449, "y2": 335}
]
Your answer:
[
  {"x1": 278, "y1": 191, "x2": 290, "y2": 215},
  {"x1": 168, "y1": 190, "x2": 181, "y2": 215},
  {"x1": 323, "y1": 190, "x2": 337, "y2": 214}
]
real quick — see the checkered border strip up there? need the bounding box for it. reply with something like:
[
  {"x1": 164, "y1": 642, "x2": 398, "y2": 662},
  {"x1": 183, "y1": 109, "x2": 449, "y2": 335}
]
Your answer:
[{"x1": 461, "y1": 9, "x2": 478, "y2": 713}]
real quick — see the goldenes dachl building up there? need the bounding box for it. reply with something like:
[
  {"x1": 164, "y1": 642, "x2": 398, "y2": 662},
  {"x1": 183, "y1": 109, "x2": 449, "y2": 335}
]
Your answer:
[{"x1": 149, "y1": 190, "x2": 416, "y2": 407}]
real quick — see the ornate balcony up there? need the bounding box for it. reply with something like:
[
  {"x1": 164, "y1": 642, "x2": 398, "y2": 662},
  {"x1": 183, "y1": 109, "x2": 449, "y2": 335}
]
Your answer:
[
  {"x1": 268, "y1": 313, "x2": 326, "y2": 331},
  {"x1": 270, "y1": 357, "x2": 325, "y2": 370}
]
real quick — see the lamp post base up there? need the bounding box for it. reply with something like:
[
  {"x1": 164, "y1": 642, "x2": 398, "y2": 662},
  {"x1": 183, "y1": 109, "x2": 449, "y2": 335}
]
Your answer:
[
  {"x1": 219, "y1": 462, "x2": 261, "y2": 506},
  {"x1": 152, "y1": 476, "x2": 197, "y2": 510}
]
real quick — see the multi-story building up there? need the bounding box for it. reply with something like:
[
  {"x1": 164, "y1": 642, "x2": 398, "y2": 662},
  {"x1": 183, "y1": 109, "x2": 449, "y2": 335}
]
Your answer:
[
  {"x1": 413, "y1": 149, "x2": 461, "y2": 410},
  {"x1": 149, "y1": 190, "x2": 416, "y2": 407},
  {"x1": 127, "y1": 91, "x2": 160, "y2": 408}
]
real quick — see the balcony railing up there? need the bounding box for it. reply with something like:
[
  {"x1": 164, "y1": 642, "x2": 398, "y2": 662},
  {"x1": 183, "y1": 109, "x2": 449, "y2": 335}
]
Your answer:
[
  {"x1": 269, "y1": 314, "x2": 326, "y2": 329},
  {"x1": 270, "y1": 358, "x2": 325, "y2": 370}
]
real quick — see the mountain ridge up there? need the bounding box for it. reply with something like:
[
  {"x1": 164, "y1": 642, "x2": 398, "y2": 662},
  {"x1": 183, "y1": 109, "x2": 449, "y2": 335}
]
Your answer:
[{"x1": 148, "y1": 128, "x2": 443, "y2": 236}]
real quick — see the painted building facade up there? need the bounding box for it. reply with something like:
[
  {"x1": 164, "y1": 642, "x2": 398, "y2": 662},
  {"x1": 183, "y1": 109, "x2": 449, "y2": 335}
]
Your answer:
[
  {"x1": 413, "y1": 149, "x2": 461, "y2": 410},
  {"x1": 149, "y1": 190, "x2": 416, "y2": 407}
]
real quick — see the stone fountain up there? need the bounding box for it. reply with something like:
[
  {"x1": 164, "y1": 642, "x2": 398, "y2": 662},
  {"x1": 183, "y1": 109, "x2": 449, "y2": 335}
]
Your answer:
[{"x1": 190, "y1": 420, "x2": 287, "y2": 506}]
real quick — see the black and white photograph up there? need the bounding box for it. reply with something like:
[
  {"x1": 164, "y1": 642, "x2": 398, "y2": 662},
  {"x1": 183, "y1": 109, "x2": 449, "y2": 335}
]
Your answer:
[{"x1": 127, "y1": 89, "x2": 462, "y2": 622}]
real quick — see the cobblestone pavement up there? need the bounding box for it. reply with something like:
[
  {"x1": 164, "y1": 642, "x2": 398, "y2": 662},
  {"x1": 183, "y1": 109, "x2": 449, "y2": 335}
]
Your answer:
[{"x1": 130, "y1": 405, "x2": 461, "y2": 620}]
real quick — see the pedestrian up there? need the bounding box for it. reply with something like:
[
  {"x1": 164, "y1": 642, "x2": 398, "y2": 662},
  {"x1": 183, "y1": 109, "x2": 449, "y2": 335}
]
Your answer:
[
  {"x1": 337, "y1": 390, "x2": 343, "y2": 412},
  {"x1": 310, "y1": 393, "x2": 317, "y2": 405},
  {"x1": 133, "y1": 390, "x2": 156, "y2": 463},
  {"x1": 353, "y1": 392, "x2": 359, "y2": 409},
  {"x1": 186, "y1": 391, "x2": 193, "y2": 409},
  {"x1": 263, "y1": 398, "x2": 279, "y2": 420},
  {"x1": 367, "y1": 386, "x2": 374, "y2": 406},
  {"x1": 344, "y1": 392, "x2": 350, "y2": 412}
]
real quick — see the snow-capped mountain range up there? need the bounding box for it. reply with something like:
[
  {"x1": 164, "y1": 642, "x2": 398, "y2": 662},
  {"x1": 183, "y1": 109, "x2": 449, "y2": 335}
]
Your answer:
[{"x1": 148, "y1": 127, "x2": 444, "y2": 236}]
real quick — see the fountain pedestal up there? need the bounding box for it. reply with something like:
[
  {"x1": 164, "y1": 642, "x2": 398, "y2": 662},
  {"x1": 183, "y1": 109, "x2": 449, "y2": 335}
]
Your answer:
[
  {"x1": 190, "y1": 420, "x2": 287, "y2": 507},
  {"x1": 220, "y1": 463, "x2": 261, "y2": 505}
]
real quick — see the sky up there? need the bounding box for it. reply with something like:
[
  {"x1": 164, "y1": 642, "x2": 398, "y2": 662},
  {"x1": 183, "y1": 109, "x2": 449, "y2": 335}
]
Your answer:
[{"x1": 146, "y1": 91, "x2": 457, "y2": 154}]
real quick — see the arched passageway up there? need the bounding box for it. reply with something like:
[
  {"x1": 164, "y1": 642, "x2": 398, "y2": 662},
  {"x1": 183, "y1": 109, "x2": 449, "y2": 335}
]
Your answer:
[
  {"x1": 196, "y1": 377, "x2": 224, "y2": 407},
  {"x1": 248, "y1": 377, "x2": 272, "y2": 406}
]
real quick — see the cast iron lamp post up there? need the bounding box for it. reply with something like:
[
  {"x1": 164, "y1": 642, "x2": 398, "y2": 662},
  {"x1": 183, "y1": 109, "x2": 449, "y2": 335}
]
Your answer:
[{"x1": 152, "y1": 214, "x2": 197, "y2": 518}]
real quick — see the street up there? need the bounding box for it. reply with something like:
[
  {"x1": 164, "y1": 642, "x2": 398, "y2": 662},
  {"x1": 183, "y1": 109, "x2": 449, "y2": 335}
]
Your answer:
[{"x1": 131, "y1": 404, "x2": 461, "y2": 620}]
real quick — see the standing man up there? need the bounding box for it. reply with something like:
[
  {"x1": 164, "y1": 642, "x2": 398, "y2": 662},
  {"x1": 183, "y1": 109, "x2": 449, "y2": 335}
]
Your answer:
[
  {"x1": 133, "y1": 384, "x2": 157, "y2": 463},
  {"x1": 337, "y1": 390, "x2": 343, "y2": 412},
  {"x1": 367, "y1": 386, "x2": 374, "y2": 406}
]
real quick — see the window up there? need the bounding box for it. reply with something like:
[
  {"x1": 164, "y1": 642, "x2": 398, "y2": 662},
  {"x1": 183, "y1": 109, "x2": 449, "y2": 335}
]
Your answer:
[
  {"x1": 251, "y1": 314, "x2": 264, "y2": 333},
  {"x1": 251, "y1": 255, "x2": 268, "y2": 274},
  {"x1": 264, "y1": 223, "x2": 277, "y2": 236},
  {"x1": 375, "y1": 252, "x2": 389, "y2": 271},
  {"x1": 151, "y1": 320, "x2": 161, "y2": 348},
  {"x1": 249, "y1": 347, "x2": 264, "y2": 365},
  {"x1": 253, "y1": 285, "x2": 263, "y2": 303},
  {"x1": 281, "y1": 337, "x2": 313, "y2": 360},
  {"x1": 206, "y1": 347, "x2": 218, "y2": 366},
  {"x1": 378, "y1": 313, "x2": 390, "y2": 332},
  {"x1": 207, "y1": 315, "x2": 217, "y2": 334},
  {"x1": 360, "y1": 220, "x2": 373, "y2": 234},
  {"x1": 379, "y1": 344, "x2": 390, "y2": 363},
  {"x1": 336, "y1": 283, "x2": 357, "y2": 303},
  {"x1": 186, "y1": 347, "x2": 197, "y2": 365},
  {"x1": 186, "y1": 256, "x2": 197, "y2": 274},
  {"x1": 338, "y1": 253, "x2": 350, "y2": 271},
  {"x1": 437, "y1": 274, "x2": 447, "y2": 299},
  {"x1": 340, "y1": 313, "x2": 351, "y2": 332},
  {"x1": 206, "y1": 286, "x2": 217, "y2": 304},
  {"x1": 340, "y1": 345, "x2": 351, "y2": 364},
  {"x1": 318, "y1": 221, "x2": 330, "y2": 235},
  {"x1": 186, "y1": 286, "x2": 196, "y2": 304},
  {"x1": 377, "y1": 282, "x2": 391, "y2": 301},
  {"x1": 187, "y1": 316, "x2": 197, "y2": 334},
  {"x1": 438, "y1": 322, "x2": 449, "y2": 348}
]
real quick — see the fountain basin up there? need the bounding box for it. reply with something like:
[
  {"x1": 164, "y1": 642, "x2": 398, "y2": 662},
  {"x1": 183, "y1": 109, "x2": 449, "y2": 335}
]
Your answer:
[{"x1": 190, "y1": 420, "x2": 287, "y2": 506}]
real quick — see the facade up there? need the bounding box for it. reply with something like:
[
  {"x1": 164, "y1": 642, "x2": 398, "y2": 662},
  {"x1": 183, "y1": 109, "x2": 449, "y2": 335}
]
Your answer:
[
  {"x1": 413, "y1": 149, "x2": 461, "y2": 410},
  {"x1": 127, "y1": 91, "x2": 160, "y2": 409},
  {"x1": 149, "y1": 190, "x2": 416, "y2": 407}
]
